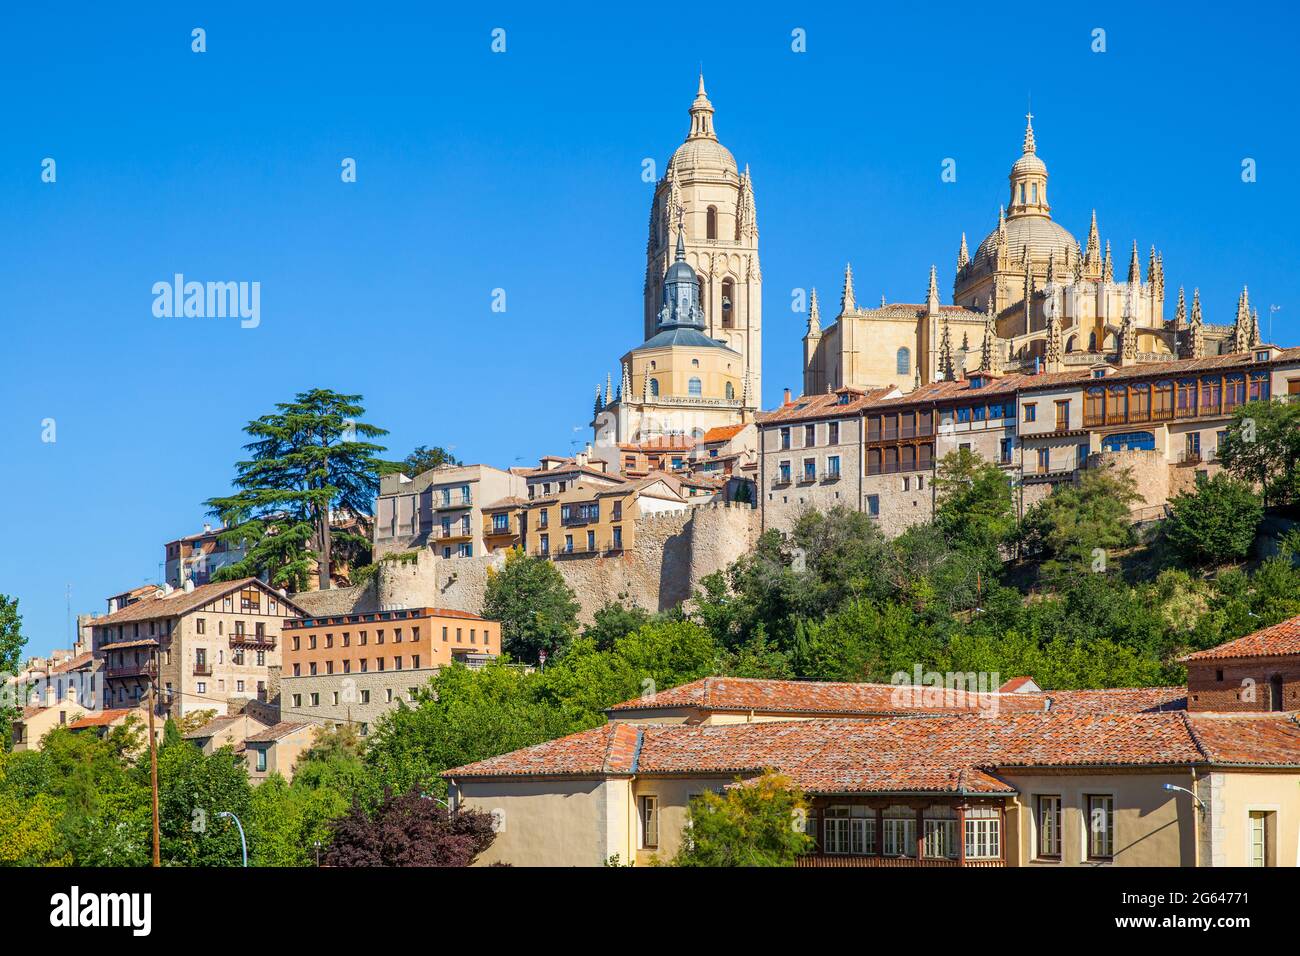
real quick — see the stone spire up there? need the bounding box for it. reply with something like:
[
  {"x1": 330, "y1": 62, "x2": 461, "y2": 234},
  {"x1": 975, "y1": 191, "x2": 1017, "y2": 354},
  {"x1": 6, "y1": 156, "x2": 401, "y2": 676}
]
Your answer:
[
  {"x1": 956, "y1": 232, "x2": 969, "y2": 272},
  {"x1": 1102, "y1": 241, "x2": 1114, "y2": 283},
  {"x1": 1022, "y1": 249, "x2": 1033, "y2": 328},
  {"x1": 937, "y1": 314, "x2": 954, "y2": 381},
  {"x1": 1073, "y1": 241, "x2": 1084, "y2": 283},
  {"x1": 1250, "y1": 307, "x2": 1261, "y2": 348},
  {"x1": 1120, "y1": 312, "x2": 1138, "y2": 364},
  {"x1": 1085, "y1": 210, "x2": 1100, "y2": 271},
  {"x1": 594, "y1": 384, "x2": 603, "y2": 415},
  {"x1": 979, "y1": 301, "x2": 999, "y2": 373},
  {"x1": 1022, "y1": 110, "x2": 1037, "y2": 154},
  {"x1": 687, "y1": 73, "x2": 717, "y2": 141},
  {"x1": 840, "y1": 263, "x2": 856, "y2": 313},
  {"x1": 1154, "y1": 252, "x2": 1165, "y2": 301},
  {"x1": 1231, "y1": 286, "x2": 1252, "y2": 352},
  {"x1": 927, "y1": 264, "x2": 940, "y2": 312},
  {"x1": 1044, "y1": 314, "x2": 1063, "y2": 370},
  {"x1": 1173, "y1": 286, "x2": 1186, "y2": 332},
  {"x1": 737, "y1": 164, "x2": 758, "y2": 240},
  {"x1": 1046, "y1": 250, "x2": 1057, "y2": 286},
  {"x1": 807, "y1": 286, "x2": 821, "y2": 334},
  {"x1": 605, "y1": 373, "x2": 613, "y2": 407},
  {"x1": 1147, "y1": 245, "x2": 1158, "y2": 286},
  {"x1": 1187, "y1": 289, "x2": 1205, "y2": 359},
  {"x1": 621, "y1": 361, "x2": 631, "y2": 400},
  {"x1": 643, "y1": 365, "x2": 652, "y2": 402},
  {"x1": 1127, "y1": 240, "x2": 1141, "y2": 286},
  {"x1": 741, "y1": 367, "x2": 752, "y2": 407}
]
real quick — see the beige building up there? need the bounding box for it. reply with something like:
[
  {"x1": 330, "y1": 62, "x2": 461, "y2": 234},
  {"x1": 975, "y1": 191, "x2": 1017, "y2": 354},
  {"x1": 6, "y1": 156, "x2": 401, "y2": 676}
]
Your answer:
[
  {"x1": 523, "y1": 476, "x2": 688, "y2": 560},
  {"x1": 806, "y1": 115, "x2": 1252, "y2": 395},
  {"x1": 182, "y1": 712, "x2": 272, "y2": 755},
  {"x1": 244, "y1": 721, "x2": 317, "y2": 784},
  {"x1": 374, "y1": 462, "x2": 528, "y2": 561},
  {"x1": 445, "y1": 614, "x2": 1300, "y2": 869},
  {"x1": 90, "y1": 577, "x2": 303, "y2": 720}
]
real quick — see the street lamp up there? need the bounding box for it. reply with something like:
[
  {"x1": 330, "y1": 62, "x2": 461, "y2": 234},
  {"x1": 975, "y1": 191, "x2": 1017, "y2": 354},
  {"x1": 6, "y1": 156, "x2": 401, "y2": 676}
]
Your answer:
[
  {"x1": 217, "y1": 811, "x2": 248, "y2": 867},
  {"x1": 1162, "y1": 783, "x2": 1207, "y2": 815}
]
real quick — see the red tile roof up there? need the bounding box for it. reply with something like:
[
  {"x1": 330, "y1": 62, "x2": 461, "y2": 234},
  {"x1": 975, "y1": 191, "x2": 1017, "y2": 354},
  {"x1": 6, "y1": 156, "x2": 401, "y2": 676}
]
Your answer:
[
  {"x1": 1181, "y1": 615, "x2": 1300, "y2": 662},
  {"x1": 758, "y1": 387, "x2": 898, "y2": 424},
  {"x1": 604, "y1": 676, "x2": 1184, "y2": 718},
  {"x1": 92, "y1": 578, "x2": 303, "y2": 627},
  {"x1": 68, "y1": 708, "x2": 139, "y2": 729},
  {"x1": 245, "y1": 721, "x2": 315, "y2": 744},
  {"x1": 445, "y1": 711, "x2": 1300, "y2": 791},
  {"x1": 701, "y1": 424, "x2": 746, "y2": 444}
]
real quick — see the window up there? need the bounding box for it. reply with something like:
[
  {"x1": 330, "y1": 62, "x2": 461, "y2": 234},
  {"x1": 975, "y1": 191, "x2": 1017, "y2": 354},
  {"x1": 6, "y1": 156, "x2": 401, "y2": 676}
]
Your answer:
[
  {"x1": 256, "y1": 750, "x2": 267, "y2": 773},
  {"x1": 360, "y1": 690, "x2": 371, "y2": 704},
  {"x1": 196, "y1": 618, "x2": 205, "y2": 634},
  {"x1": 1249, "y1": 810, "x2": 1275, "y2": 867},
  {"x1": 638, "y1": 795, "x2": 659, "y2": 849},
  {"x1": 779, "y1": 427, "x2": 791, "y2": 450},
  {"x1": 896, "y1": 347, "x2": 911, "y2": 376},
  {"x1": 612, "y1": 526, "x2": 623, "y2": 550},
  {"x1": 310, "y1": 693, "x2": 320, "y2": 707},
  {"x1": 649, "y1": 378, "x2": 660, "y2": 397},
  {"x1": 823, "y1": 806, "x2": 874, "y2": 855},
  {"x1": 688, "y1": 377, "x2": 702, "y2": 397},
  {"x1": 1036, "y1": 448, "x2": 1050, "y2": 473},
  {"x1": 999, "y1": 438, "x2": 1012, "y2": 463},
  {"x1": 965, "y1": 807, "x2": 1001, "y2": 860},
  {"x1": 882, "y1": 806, "x2": 916, "y2": 857},
  {"x1": 706, "y1": 205, "x2": 717, "y2": 240},
  {"x1": 803, "y1": 459, "x2": 816, "y2": 481},
  {"x1": 1086, "y1": 794, "x2": 1114, "y2": 860},
  {"x1": 922, "y1": 806, "x2": 957, "y2": 859},
  {"x1": 828, "y1": 422, "x2": 839, "y2": 444},
  {"x1": 778, "y1": 460, "x2": 791, "y2": 484},
  {"x1": 1036, "y1": 796, "x2": 1061, "y2": 859},
  {"x1": 826, "y1": 455, "x2": 840, "y2": 478},
  {"x1": 725, "y1": 381, "x2": 734, "y2": 399},
  {"x1": 1054, "y1": 400, "x2": 1069, "y2": 430},
  {"x1": 1023, "y1": 403, "x2": 1036, "y2": 423},
  {"x1": 804, "y1": 424, "x2": 816, "y2": 447},
  {"x1": 956, "y1": 406, "x2": 972, "y2": 424},
  {"x1": 865, "y1": 494, "x2": 880, "y2": 517}
]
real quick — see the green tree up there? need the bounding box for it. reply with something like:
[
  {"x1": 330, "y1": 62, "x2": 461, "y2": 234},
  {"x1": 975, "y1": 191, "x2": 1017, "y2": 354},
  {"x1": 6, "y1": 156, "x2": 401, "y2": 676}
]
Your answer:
[
  {"x1": 1164, "y1": 474, "x2": 1263, "y2": 566},
  {"x1": 385, "y1": 445, "x2": 460, "y2": 478},
  {"x1": 583, "y1": 599, "x2": 653, "y2": 651},
  {"x1": 1217, "y1": 399, "x2": 1300, "y2": 508},
  {"x1": 933, "y1": 448, "x2": 1017, "y2": 559},
  {"x1": 673, "y1": 770, "x2": 813, "y2": 867},
  {"x1": 483, "y1": 548, "x2": 580, "y2": 663},
  {"x1": 1020, "y1": 464, "x2": 1141, "y2": 575},
  {"x1": 152, "y1": 740, "x2": 253, "y2": 866},
  {"x1": 206, "y1": 389, "x2": 389, "y2": 591},
  {"x1": 0, "y1": 596, "x2": 27, "y2": 751}
]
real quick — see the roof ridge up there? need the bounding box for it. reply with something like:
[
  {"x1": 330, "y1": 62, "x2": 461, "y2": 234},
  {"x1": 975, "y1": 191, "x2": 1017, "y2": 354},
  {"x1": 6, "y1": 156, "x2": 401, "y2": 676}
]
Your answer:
[{"x1": 1180, "y1": 711, "x2": 1211, "y2": 763}]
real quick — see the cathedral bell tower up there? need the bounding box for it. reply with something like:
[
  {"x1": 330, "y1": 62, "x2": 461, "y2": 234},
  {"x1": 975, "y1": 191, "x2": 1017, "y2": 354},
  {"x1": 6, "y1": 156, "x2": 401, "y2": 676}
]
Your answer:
[{"x1": 644, "y1": 76, "x2": 762, "y2": 404}]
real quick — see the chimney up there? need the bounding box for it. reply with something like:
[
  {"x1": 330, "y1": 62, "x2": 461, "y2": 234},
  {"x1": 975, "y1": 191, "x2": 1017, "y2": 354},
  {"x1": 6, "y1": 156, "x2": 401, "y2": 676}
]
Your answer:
[
  {"x1": 783, "y1": 387, "x2": 792, "y2": 405},
  {"x1": 203, "y1": 522, "x2": 212, "y2": 534}
]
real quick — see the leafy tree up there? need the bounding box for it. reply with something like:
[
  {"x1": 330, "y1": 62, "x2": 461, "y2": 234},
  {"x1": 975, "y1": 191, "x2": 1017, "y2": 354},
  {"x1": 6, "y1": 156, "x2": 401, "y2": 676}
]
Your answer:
[
  {"x1": 583, "y1": 598, "x2": 653, "y2": 651},
  {"x1": 933, "y1": 448, "x2": 1017, "y2": 559},
  {"x1": 297, "y1": 723, "x2": 366, "y2": 768},
  {"x1": 794, "y1": 598, "x2": 941, "y2": 682},
  {"x1": 1217, "y1": 399, "x2": 1300, "y2": 508},
  {"x1": 206, "y1": 389, "x2": 389, "y2": 591},
  {"x1": 0, "y1": 596, "x2": 26, "y2": 751},
  {"x1": 385, "y1": 445, "x2": 460, "y2": 478},
  {"x1": 323, "y1": 787, "x2": 496, "y2": 867},
  {"x1": 152, "y1": 739, "x2": 252, "y2": 866},
  {"x1": 1164, "y1": 474, "x2": 1263, "y2": 566},
  {"x1": 247, "y1": 773, "x2": 350, "y2": 867},
  {"x1": 1019, "y1": 465, "x2": 1141, "y2": 575},
  {"x1": 483, "y1": 548, "x2": 580, "y2": 663},
  {"x1": 673, "y1": 770, "x2": 812, "y2": 867}
]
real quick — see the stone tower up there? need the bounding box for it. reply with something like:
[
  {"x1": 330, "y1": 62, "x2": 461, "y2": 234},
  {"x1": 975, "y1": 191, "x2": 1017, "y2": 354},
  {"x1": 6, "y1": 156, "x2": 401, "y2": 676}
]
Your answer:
[{"x1": 644, "y1": 76, "x2": 762, "y2": 403}]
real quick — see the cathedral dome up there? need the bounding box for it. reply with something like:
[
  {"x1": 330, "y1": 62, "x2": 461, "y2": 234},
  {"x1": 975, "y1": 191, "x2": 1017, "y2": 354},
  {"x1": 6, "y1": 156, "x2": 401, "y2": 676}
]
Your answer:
[{"x1": 972, "y1": 215, "x2": 1077, "y2": 271}]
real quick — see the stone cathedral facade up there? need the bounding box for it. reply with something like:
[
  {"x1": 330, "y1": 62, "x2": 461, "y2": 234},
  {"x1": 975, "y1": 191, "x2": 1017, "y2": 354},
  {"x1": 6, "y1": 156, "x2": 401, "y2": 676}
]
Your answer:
[
  {"x1": 804, "y1": 115, "x2": 1261, "y2": 395},
  {"x1": 592, "y1": 78, "x2": 760, "y2": 458}
]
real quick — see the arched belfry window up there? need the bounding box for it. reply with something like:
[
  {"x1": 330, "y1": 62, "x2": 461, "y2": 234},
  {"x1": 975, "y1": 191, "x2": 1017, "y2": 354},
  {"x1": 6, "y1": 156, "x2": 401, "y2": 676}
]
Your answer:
[
  {"x1": 649, "y1": 378, "x2": 660, "y2": 397},
  {"x1": 688, "y1": 377, "x2": 702, "y2": 397},
  {"x1": 725, "y1": 381, "x2": 735, "y2": 400},
  {"x1": 721, "y1": 278, "x2": 735, "y2": 328},
  {"x1": 706, "y1": 206, "x2": 718, "y2": 240},
  {"x1": 897, "y1": 347, "x2": 911, "y2": 376},
  {"x1": 1031, "y1": 183, "x2": 1038, "y2": 203}
]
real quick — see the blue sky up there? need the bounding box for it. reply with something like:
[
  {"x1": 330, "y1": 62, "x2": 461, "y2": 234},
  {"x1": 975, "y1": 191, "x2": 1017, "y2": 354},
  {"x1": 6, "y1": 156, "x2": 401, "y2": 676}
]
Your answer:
[{"x1": 3, "y1": 2, "x2": 1297, "y2": 655}]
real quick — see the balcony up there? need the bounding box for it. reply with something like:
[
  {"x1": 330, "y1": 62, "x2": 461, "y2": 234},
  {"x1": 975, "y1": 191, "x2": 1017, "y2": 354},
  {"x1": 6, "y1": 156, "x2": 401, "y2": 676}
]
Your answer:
[
  {"x1": 106, "y1": 661, "x2": 151, "y2": 680},
  {"x1": 484, "y1": 522, "x2": 515, "y2": 537},
  {"x1": 796, "y1": 855, "x2": 1004, "y2": 868},
  {"x1": 821, "y1": 471, "x2": 842, "y2": 482},
  {"x1": 230, "y1": 632, "x2": 276, "y2": 650},
  {"x1": 432, "y1": 494, "x2": 473, "y2": 510},
  {"x1": 561, "y1": 513, "x2": 596, "y2": 527},
  {"x1": 193, "y1": 663, "x2": 213, "y2": 677},
  {"x1": 430, "y1": 526, "x2": 473, "y2": 541}
]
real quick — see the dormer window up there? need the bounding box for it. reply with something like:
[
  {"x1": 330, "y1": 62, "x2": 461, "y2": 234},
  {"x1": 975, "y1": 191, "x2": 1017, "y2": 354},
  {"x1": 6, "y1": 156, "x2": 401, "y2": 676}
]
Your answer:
[{"x1": 1255, "y1": 350, "x2": 1270, "y2": 362}]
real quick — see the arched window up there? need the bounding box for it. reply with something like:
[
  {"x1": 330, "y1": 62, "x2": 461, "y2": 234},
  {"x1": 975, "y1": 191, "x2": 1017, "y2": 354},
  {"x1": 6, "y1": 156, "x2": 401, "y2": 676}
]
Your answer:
[
  {"x1": 688, "y1": 377, "x2": 702, "y2": 397},
  {"x1": 725, "y1": 382, "x2": 735, "y2": 400},
  {"x1": 1066, "y1": 335, "x2": 1077, "y2": 352},
  {"x1": 1088, "y1": 332, "x2": 1097, "y2": 351},
  {"x1": 1031, "y1": 183, "x2": 1038, "y2": 203},
  {"x1": 721, "y1": 278, "x2": 735, "y2": 328},
  {"x1": 896, "y1": 347, "x2": 911, "y2": 376},
  {"x1": 706, "y1": 206, "x2": 718, "y2": 240},
  {"x1": 649, "y1": 378, "x2": 660, "y2": 397},
  {"x1": 1019, "y1": 184, "x2": 1026, "y2": 204}
]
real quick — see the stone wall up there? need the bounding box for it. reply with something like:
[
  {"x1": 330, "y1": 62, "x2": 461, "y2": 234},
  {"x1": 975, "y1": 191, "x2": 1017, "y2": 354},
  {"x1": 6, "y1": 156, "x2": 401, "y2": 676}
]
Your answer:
[{"x1": 291, "y1": 503, "x2": 759, "y2": 625}]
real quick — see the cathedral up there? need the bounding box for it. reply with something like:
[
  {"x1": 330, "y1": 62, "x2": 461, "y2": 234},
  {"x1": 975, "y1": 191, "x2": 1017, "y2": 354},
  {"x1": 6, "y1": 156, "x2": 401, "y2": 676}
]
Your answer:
[
  {"x1": 592, "y1": 77, "x2": 760, "y2": 458},
  {"x1": 804, "y1": 114, "x2": 1261, "y2": 394}
]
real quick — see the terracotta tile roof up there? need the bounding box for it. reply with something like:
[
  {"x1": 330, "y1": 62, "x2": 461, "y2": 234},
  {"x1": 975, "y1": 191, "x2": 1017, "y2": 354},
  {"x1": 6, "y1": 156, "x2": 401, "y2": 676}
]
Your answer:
[
  {"x1": 447, "y1": 711, "x2": 1300, "y2": 790},
  {"x1": 999, "y1": 676, "x2": 1039, "y2": 693},
  {"x1": 49, "y1": 652, "x2": 96, "y2": 674},
  {"x1": 606, "y1": 676, "x2": 1186, "y2": 718},
  {"x1": 68, "y1": 708, "x2": 138, "y2": 729},
  {"x1": 482, "y1": 496, "x2": 529, "y2": 511},
  {"x1": 99, "y1": 638, "x2": 159, "y2": 651},
  {"x1": 758, "y1": 387, "x2": 897, "y2": 424},
  {"x1": 284, "y1": 606, "x2": 491, "y2": 629},
  {"x1": 245, "y1": 721, "x2": 314, "y2": 744},
  {"x1": 1181, "y1": 615, "x2": 1300, "y2": 662},
  {"x1": 92, "y1": 578, "x2": 302, "y2": 627},
  {"x1": 701, "y1": 424, "x2": 746, "y2": 444}
]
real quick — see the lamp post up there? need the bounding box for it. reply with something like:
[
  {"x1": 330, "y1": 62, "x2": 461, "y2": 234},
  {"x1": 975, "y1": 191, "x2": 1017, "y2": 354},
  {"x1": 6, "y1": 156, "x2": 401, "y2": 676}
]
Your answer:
[
  {"x1": 1162, "y1": 783, "x2": 1206, "y2": 814},
  {"x1": 217, "y1": 811, "x2": 248, "y2": 867}
]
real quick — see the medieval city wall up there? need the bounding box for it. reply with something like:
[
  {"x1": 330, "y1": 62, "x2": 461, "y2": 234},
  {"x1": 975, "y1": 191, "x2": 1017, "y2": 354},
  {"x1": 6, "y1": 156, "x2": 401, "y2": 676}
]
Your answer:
[{"x1": 297, "y1": 503, "x2": 760, "y2": 625}]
